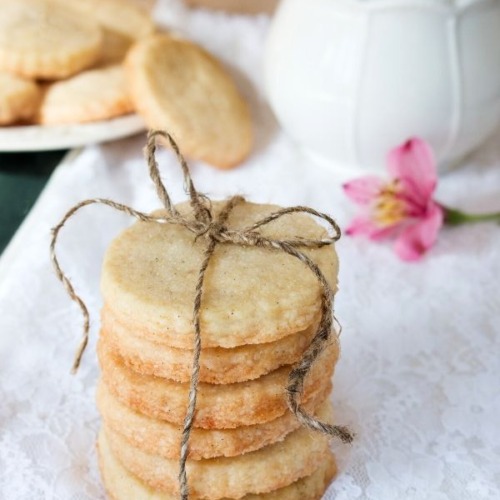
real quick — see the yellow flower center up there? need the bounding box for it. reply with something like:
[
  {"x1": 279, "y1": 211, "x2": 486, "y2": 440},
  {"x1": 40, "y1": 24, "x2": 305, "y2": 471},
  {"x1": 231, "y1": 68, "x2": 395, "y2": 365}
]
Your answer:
[{"x1": 374, "y1": 181, "x2": 408, "y2": 227}]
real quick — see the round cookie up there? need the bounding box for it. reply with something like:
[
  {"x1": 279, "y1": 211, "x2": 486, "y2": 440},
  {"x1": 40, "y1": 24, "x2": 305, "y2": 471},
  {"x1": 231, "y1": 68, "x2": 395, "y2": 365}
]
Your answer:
[
  {"x1": 98, "y1": 336, "x2": 337, "y2": 429},
  {"x1": 0, "y1": 72, "x2": 40, "y2": 125},
  {"x1": 98, "y1": 30, "x2": 134, "y2": 65},
  {"x1": 58, "y1": 0, "x2": 155, "y2": 40},
  {"x1": 97, "y1": 380, "x2": 332, "y2": 460},
  {"x1": 101, "y1": 200, "x2": 339, "y2": 349},
  {"x1": 103, "y1": 401, "x2": 333, "y2": 498},
  {"x1": 101, "y1": 307, "x2": 323, "y2": 384},
  {"x1": 98, "y1": 429, "x2": 336, "y2": 500},
  {"x1": 0, "y1": 0, "x2": 102, "y2": 79},
  {"x1": 53, "y1": 0, "x2": 155, "y2": 65},
  {"x1": 125, "y1": 34, "x2": 252, "y2": 168},
  {"x1": 38, "y1": 65, "x2": 134, "y2": 125}
]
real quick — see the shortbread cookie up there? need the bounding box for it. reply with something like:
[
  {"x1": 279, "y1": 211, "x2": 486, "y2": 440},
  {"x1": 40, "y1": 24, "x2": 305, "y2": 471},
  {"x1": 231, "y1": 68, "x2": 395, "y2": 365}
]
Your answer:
[
  {"x1": 97, "y1": 380, "x2": 331, "y2": 460},
  {"x1": 59, "y1": 0, "x2": 155, "y2": 40},
  {"x1": 125, "y1": 34, "x2": 252, "y2": 168},
  {"x1": 98, "y1": 429, "x2": 336, "y2": 500},
  {"x1": 0, "y1": 73, "x2": 40, "y2": 125},
  {"x1": 101, "y1": 201, "x2": 338, "y2": 349},
  {"x1": 103, "y1": 401, "x2": 332, "y2": 498},
  {"x1": 98, "y1": 337, "x2": 337, "y2": 429},
  {"x1": 99, "y1": 29, "x2": 134, "y2": 65},
  {"x1": 101, "y1": 309, "x2": 324, "y2": 384},
  {"x1": 185, "y1": 0, "x2": 279, "y2": 14},
  {"x1": 54, "y1": 0, "x2": 155, "y2": 64},
  {"x1": 0, "y1": 0, "x2": 101, "y2": 79},
  {"x1": 38, "y1": 65, "x2": 134, "y2": 125}
]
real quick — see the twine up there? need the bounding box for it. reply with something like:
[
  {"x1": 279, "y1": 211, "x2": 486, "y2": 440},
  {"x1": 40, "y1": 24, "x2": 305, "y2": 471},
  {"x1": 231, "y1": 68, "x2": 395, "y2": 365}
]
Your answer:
[{"x1": 50, "y1": 130, "x2": 354, "y2": 499}]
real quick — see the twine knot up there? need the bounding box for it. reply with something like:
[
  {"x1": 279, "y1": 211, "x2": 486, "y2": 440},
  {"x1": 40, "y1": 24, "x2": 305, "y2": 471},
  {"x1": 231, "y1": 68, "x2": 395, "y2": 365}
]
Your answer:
[
  {"x1": 194, "y1": 206, "x2": 234, "y2": 242},
  {"x1": 50, "y1": 130, "x2": 353, "y2": 500}
]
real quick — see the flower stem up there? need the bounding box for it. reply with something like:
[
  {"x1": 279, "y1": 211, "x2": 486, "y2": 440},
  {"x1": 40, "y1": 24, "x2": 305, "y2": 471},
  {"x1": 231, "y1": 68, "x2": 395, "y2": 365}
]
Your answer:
[{"x1": 444, "y1": 206, "x2": 500, "y2": 226}]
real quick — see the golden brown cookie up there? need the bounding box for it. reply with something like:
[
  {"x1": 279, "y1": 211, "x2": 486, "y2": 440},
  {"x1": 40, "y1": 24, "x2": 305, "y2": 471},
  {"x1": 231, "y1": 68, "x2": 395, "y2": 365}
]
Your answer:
[
  {"x1": 125, "y1": 34, "x2": 252, "y2": 168},
  {"x1": 101, "y1": 308, "x2": 324, "y2": 384},
  {"x1": 102, "y1": 401, "x2": 333, "y2": 498},
  {"x1": 101, "y1": 201, "x2": 338, "y2": 349},
  {"x1": 185, "y1": 0, "x2": 279, "y2": 14},
  {"x1": 0, "y1": 72, "x2": 40, "y2": 125},
  {"x1": 98, "y1": 29, "x2": 134, "y2": 65},
  {"x1": 38, "y1": 64, "x2": 134, "y2": 125},
  {"x1": 98, "y1": 335, "x2": 337, "y2": 429},
  {"x1": 98, "y1": 428, "x2": 336, "y2": 500},
  {"x1": 97, "y1": 380, "x2": 332, "y2": 460},
  {"x1": 0, "y1": 0, "x2": 102, "y2": 79},
  {"x1": 55, "y1": 0, "x2": 155, "y2": 64},
  {"x1": 59, "y1": 0, "x2": 155, "y2": 40}
]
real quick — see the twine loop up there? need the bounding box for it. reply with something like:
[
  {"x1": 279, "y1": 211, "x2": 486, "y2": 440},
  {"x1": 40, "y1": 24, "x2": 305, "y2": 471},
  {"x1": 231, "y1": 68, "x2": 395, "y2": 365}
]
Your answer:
[{"x1": 50, "y1": 130, "x2": 353, "y2": 500}]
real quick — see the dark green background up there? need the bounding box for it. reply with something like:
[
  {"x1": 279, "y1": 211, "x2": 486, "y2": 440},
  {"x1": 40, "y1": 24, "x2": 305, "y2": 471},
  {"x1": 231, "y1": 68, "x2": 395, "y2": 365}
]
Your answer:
[{"x1": 0, "y1": 151, "x2": 67, "y2": 254}]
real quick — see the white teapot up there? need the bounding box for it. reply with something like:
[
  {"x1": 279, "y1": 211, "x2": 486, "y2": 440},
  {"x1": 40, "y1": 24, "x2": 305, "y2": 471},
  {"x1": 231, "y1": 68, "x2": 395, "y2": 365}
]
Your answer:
[{"x1": 264, "y1": 0, "x2": 500, "y2": 172}]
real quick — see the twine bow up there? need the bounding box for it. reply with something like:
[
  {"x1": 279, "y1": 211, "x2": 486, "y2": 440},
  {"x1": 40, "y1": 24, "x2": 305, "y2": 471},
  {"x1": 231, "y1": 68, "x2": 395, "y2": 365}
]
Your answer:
[{"x1": 50, "y1": 130, "x2": 353, "y2": 499}]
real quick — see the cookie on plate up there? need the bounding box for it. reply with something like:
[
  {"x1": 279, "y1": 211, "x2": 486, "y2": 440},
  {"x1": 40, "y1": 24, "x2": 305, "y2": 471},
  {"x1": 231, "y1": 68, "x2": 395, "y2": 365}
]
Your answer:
[
  {"x1": 98, "y1": 29, "x2": 134, "y2": 65},
  {"x1": 125, "y1": 34, "x2": 253, "y2": 168},
  {"x1": 38, "y1": 65, "x2": 134, "y2": 125},
  {"x1": 102, "y1": 401, "x2": 333, "y2": 498},
  {"x1": 0, "y1": 0, "x2": 102, "y2": 79},
  {"x1": 57, "y1": 0, "x2": 156, "y2": 65},
  {"x1": 185, "y1": 0, "x2": 279, "y2": 14},
  {"x1": 98, "y1": 429, "x2": 337, "y2": 500},
  {"x1": 0, "y1": 72, "x2": 40, "y2": 125},
  {"x1": 60, "y1": 0, "x2": 155, "y2": 40}
]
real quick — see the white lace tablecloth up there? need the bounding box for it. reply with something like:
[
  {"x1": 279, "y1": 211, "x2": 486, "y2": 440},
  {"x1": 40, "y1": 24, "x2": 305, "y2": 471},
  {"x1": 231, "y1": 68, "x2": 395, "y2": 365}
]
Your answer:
[{"x1": 1, "y1": 1, "x2": 500, "y2": 499}]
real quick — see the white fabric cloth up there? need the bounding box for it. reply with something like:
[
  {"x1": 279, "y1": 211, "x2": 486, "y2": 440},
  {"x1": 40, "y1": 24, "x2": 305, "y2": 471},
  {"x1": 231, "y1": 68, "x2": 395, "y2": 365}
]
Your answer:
[{"x1": 1, "y1": 1, "x2": 500, "y2": 498}]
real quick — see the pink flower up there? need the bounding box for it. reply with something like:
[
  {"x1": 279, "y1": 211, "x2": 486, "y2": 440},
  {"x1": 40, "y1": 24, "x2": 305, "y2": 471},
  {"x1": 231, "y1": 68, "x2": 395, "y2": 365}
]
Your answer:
[{"x1": 343, "y1": 138, "x2": 444, "y2": 261}]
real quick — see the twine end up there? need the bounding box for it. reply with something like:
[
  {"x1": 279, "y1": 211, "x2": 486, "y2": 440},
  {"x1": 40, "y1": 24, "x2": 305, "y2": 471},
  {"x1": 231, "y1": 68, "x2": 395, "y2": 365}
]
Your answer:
[{"x1": 338, "y1": 426, "x2": 355, "y2": 444}]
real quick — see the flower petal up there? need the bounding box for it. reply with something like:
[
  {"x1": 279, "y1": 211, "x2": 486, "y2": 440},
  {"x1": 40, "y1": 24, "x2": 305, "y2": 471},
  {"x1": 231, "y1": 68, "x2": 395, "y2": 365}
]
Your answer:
[
  {"x1": 343, "y1": 176, "x2": 384, "y2": 205},
  {"x1": 387, "y1": 138, "x2": 438, "y2": 204},
  {"x1": 393, "y1": 203, "x2": 444, "y2": 261},
  {"x1": 346, "y1": 215, "x2": 400, "y2": 241}
]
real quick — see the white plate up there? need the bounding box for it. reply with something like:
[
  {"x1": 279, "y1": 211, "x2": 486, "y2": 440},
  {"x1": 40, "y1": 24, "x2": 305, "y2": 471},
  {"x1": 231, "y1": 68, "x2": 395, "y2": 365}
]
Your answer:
[{"x1": 0, "y1": 114, "x2": 146, "y2": 152}]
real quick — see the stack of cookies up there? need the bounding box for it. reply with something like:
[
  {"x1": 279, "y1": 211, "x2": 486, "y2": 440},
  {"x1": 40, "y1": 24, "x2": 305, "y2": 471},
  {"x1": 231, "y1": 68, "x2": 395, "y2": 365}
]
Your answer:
[{"x1": 95, "y1": 199, "x2": 342, "y2": 499}]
